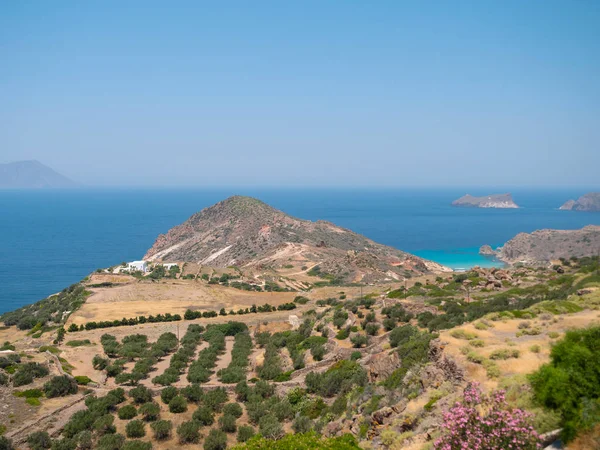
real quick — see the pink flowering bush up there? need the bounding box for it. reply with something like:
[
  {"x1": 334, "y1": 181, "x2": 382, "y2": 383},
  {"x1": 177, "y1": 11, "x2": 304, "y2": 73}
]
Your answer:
[{"x1": 434, "y1": 382, "x2": 540, "y2": 450}]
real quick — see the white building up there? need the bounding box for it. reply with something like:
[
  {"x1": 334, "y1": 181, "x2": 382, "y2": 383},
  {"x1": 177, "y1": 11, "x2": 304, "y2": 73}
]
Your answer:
[
  {"x1": 162, "y1": 263, "x2": 179, "y2": 270},
  {"x1": 127, "y1": 261, "x2": 148, "y2": 273}
]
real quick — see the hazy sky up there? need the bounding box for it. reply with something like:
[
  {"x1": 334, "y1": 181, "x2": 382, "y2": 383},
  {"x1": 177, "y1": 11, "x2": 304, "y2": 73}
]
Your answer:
[{"x1": 1, "y1": 1, "x2": 599, "y2": 187}]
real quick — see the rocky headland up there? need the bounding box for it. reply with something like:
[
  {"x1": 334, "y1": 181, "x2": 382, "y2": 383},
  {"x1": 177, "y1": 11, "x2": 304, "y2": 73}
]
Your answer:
[
  {"x1": 451, "y1": 193, "x2": 519, "y2": 209},
  {"x1": 559, "y1": 192, "x2": 600, "y2": 212},
  {"x1": 144, "y1": 195, "x2": 450, "y2": 283},
  {"x1": 488, "y1": 225, "x2": 600, "y2": 265}
]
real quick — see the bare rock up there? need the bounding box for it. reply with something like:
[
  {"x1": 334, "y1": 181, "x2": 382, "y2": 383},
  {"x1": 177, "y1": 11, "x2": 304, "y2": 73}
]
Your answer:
[
  {"x1": 366, "y1": 351, "x2": 402, "y2": 383},
  {"x1": 479, "y1": 245, "x2": 497, "y2": 256},
  {"x1": 324, "y1": 421, "x2": 342, "y2": 437}
]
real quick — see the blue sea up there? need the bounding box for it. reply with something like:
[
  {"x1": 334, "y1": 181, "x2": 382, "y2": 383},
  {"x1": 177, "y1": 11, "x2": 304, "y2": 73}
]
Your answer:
[{"x1": 1, "y1": 187, "x2": 599, "y2": 314}]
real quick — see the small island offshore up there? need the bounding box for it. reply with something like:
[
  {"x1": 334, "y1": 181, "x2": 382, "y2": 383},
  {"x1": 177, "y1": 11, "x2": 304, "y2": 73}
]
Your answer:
[{"x1": 451, "y1": 193, "x2": 519, "y2": 209}]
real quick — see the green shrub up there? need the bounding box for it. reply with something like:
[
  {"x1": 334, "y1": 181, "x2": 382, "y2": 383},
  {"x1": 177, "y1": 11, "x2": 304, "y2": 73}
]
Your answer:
[
  {"x1": 233, "y1": 431, "x2": 361, "y2": 449},
  {"x1": 335, "y1": 328, "x2": 349, "y2": 340},
  {"x1": 205, "y1": 429, "x2": 227, "y2": 450},
  {"x1": 50, "y1": 438, "x2": 76, "y2": 450},
  {"x1": 138, "y1": 402, "x2": 160, "y2": 421},
  {"x1": 74, "y1": 376, "x2": 92, "y2": 385},
  {"x1": 13, "y1": 363, "x2": 49, "y2": 387},
  {"x1": 306, "y1": 360, "x2": 367, "y2": 397},
  {"x1": 489, "y1": 349, "x2": 520, "y2": 360},
  {"x1": 160, "y1": 386, "x2": 178, "y2": 405},
  {"x1": 93, "y1": 414, "x2": 116, "y2": 436},
  {"x1": 75, "y1": 430, "x2": 92, "y2": 450},
  {"x1": 223, "y1": 402, "x2": 243, "y2": 418},
  {"x1": 96, "y1": 433, "x2": 125, "y2": 450},
  {"x1": 469, "y1": 339, "x2": 485, "y2": 348},
  {"x1": 92, "y1": 355, "x2": 109, "y2": 370},
  {"x1": 181, "y1": 384, "x2": 203, "y2": 403},
  {"x1": 385, "y1": 326, "x2": 437, "y2": 389},
  {"x1": 150, "y1": 420, "x2": 172, "y2": 440},
  {"x1": 350, "y1": 334, "x2": 368, "y2": 348},
  {"x1": 193, "y1": 405, "x2": 215, "y2": 425},
  {"x1": 219, "y1": 414, "x2": 237, "y2": 433},
  {"x1": 14, "y1": 388, "x2": 43, "y2": 399},
  {"x1": 292, "y1": 415, "x2": 313, "y2": 434},
  {"x1": 43, "y1": 376, "x2": 78, "y2": 398},
  {"x1": 125, "y1": 420, "x2": 145, "y2": 438},
  {"x1": 27, "y1": 431, "x2": 51, "y2": 450},
  {"x1": 450, "y1": 329, "x2": 478, "y2": 340},
  {"x1": 259, "y1": 414, "x2": 283, "y2": 440},
  {"x1": 177, "y1": 421, "x2": 200, "y2": 444},
  {"x1": 530, "y1": 326, "x2": 600, "y2": 442},
  {"x1": 168, "y1": 395, "x2": 187, "y2": 413},
  {"x1": 365, "y1": 323, "x2": 380, "y2": 336},
  {"x1": 129, "y1": 385, "x2": 152, "y2": 404},
  {"x1": 117, "y1": 405, "x2": 137, "y2": 420},
  {"x1": 0, "y1": 436, "x2": 14, "y2": 450},
  {"x1": 530, "y1": 345, "x2": 541, "y2": 353},
  {"x1": 121, "y1": 441, "x2": 151, "y2": 450},
  {"x1": 65, "y1": 340, "x2": 92, "y2": 347},
  {"x1": 237, "y1": 425, "x2": 255, "y2": 443}
]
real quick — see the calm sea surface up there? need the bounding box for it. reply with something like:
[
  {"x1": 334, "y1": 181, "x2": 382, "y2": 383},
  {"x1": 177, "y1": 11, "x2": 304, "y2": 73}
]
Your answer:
[{"x1": 1, "y1": 187, "x2": 599, "y2": 314}]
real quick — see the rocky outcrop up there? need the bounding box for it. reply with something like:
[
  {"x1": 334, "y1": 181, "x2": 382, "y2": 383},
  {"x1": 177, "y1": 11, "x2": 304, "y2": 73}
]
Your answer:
[
  {"x1": 494, "y1": 225, "x2": 600, "y2": 264},
  {"x1": 143, "y1": 196, "x2": 450, "y2": 283},
  {"x1": 478, "y1": 245, "x2": 497, "y2": 256},
  {"x1": 451, "y1": 193, "x2": 519, "y2": 209},
  {"x1": 365, "y1": 351, "x2": 402, "y2": 383},
  {"x1": 559, "y1": 192, "x2": 600, "y2": 212}
]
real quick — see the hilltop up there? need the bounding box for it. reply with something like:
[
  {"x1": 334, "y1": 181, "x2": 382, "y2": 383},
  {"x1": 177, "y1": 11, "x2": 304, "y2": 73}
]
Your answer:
[
  {"x1": 0, "y1": 160, "x2": 77, "y2": 189},
  {"x1": 451, "y1": 193, "x2": 519, "y2": 209},
  {"x1": 559, "y1": 192, "x2": 600, "y2": 212},
  {"x1": 144, "y1": 196, "x2": 449, "y2": 283}
]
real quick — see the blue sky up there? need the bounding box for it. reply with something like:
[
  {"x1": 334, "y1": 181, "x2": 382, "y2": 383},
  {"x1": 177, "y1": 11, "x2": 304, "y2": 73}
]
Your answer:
[{"x1": 1, "y1": 1, "x2": 599, "y2": 187}]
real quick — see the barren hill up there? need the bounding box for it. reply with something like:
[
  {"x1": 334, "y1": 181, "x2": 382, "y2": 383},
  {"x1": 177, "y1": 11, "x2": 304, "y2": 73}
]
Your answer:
[
  {"x1": 144, "y1": 196, "x2": 449, "y2": 282},
  {"x1": 496, "y1": 225, "x2": 600, "y2": 264}
]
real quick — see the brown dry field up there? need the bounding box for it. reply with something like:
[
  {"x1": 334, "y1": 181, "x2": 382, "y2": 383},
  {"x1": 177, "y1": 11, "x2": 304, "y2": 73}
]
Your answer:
[
  {"x1": 69, "y1": 279, "x2": 299, "y2": 325},
  {"x1": 71, "y1": 273, "x2": 439, "y2": 326}
]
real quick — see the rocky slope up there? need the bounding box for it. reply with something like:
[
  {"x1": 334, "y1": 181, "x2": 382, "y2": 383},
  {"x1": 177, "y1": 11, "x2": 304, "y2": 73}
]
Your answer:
[
  {"x1": 559, "y1": 192, "x2": 600, "y2": 212},
  {"x1": 452, "y1": 193, "x2": 518, "y2": 208},
  {"x1": 0, "y1": 160, "x2": 77, "y2": 189},
  {"x1": 144, "y1": 196, "x2": 450, "y2": 282},
  {"x1": 493, "y1": 225, "x2": 600, "y2": 264}
]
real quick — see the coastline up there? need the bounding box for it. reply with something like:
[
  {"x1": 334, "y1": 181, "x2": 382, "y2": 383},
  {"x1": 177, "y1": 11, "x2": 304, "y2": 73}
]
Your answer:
[{"x1": 414, "y1": 246, "x2": 506, "y2": 270}]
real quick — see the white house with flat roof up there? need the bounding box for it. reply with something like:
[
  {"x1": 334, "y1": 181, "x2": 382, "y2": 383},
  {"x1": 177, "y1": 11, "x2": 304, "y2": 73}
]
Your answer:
[
  {"x1": 162, "y1": 263, "x2": 178, "y2": 270},
  {"x1": 127, "y1": 261, "x2": 148, "y2": 273}
]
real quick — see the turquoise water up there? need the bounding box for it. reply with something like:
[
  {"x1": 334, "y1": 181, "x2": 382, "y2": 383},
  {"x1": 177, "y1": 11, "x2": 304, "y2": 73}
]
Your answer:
[
  {"x1": 1, "y1": 187, "x2": 599, "y2": 313},
  {"x1": 413, "y1": 247, "x2": 504, "y2": 270}
]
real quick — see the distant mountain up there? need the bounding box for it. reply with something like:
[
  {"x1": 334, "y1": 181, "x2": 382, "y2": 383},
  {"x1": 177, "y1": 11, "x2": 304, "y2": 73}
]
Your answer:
[
  {"x1": 491, "y1": 225, "x2": 600, "y2": 264},
  {"x1": 451, "y1": 193, "x2": 519, "y2": 209},
  {"x1": 144, "y1": 195, "x2": 450, "y2": 283},
  {"x1": 559, "y1": 193, "x2": 600, "y2": 212},
  {"x1": 0, "y1": 160, "x2": 78, "y2": 189}
]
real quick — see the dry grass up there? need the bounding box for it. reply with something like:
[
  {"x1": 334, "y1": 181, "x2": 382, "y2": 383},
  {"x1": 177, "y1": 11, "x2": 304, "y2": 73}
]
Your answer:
[
  {"x1": 68, "y1": 279, "x2": 298, "y2": 325},
  {"x1": 441, "y1": 310, "x2": 600, "y2": 390}
]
